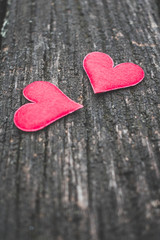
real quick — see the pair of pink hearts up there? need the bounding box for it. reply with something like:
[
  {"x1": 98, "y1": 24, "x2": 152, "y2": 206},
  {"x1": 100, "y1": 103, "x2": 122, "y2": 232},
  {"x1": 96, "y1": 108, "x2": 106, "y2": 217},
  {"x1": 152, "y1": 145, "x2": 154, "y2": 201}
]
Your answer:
[{"x1": 14, "y1": 52, "x2": 145, "y2": 132}]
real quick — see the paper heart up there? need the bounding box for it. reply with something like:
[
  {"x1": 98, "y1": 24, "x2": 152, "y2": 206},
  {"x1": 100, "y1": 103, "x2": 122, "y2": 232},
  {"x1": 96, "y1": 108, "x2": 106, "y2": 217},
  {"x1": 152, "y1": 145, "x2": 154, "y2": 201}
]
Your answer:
[
  {"x1": 14, "y1": 81, "x2": 83, "y2": 132},
  {"x1": 83, "y1": 52, "x2": 145, "y2": 93}
]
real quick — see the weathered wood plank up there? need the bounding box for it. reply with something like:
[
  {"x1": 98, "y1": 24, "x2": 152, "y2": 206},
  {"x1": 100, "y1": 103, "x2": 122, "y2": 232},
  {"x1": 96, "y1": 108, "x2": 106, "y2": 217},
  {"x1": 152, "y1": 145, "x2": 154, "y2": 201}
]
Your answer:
[{"x1": 0, "y1": 0, "x2": 160, "y2": 239}]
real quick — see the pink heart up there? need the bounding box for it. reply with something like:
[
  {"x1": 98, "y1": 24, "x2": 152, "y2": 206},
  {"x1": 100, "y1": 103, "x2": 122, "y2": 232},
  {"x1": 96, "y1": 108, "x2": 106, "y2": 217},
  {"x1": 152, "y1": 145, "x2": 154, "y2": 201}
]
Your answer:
[
  {"x1": 14, "y1": 81, "x2": 83, "y2": 132},
  {"x1": 83, "y1": 52, "x2": 145, "y2": 93}
]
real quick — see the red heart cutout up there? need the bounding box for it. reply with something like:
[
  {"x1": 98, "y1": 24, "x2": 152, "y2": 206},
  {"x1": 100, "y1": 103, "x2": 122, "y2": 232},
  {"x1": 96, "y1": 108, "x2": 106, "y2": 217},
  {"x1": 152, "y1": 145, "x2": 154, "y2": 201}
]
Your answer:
[
  {"x1": 14, "y1": 81, "x2": 83, "y2": 132},
  {"x1": 83, "y1": 52, "x2": 145, "y2": 93}
]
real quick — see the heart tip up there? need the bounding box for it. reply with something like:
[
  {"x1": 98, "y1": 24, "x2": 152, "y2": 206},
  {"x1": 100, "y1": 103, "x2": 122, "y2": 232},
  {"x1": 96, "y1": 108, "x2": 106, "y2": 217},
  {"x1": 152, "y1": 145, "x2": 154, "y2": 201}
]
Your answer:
[{"x1": 77, "y1": 103, "x2": 83, "y2": 109}]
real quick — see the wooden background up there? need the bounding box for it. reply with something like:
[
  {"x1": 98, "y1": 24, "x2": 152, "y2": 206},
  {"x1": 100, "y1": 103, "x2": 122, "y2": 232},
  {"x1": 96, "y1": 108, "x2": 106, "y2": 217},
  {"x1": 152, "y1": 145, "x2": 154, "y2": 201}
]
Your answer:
[{"x1": 0, "y1": 0, "x2": 160, "y2": 239}]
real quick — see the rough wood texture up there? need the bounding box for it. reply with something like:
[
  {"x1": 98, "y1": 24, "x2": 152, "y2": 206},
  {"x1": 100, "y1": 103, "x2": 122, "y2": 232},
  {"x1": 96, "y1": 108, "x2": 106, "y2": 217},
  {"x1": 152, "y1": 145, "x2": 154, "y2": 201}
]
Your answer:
[{"x1": 0, "y1": 0, "x2": 160, "y2": 239}]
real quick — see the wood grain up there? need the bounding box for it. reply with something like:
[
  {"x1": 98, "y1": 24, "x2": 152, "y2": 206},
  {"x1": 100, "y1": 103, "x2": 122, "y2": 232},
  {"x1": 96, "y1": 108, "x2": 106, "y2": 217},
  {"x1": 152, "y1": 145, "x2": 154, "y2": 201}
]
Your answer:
[{"x1": 0, "y1": 0, "x2": 160, "y2": 239}]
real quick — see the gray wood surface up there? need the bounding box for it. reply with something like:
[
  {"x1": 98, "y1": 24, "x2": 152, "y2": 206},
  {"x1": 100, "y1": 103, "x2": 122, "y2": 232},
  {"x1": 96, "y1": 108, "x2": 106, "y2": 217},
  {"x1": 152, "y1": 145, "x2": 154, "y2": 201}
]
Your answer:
[{"x1": 0, "y1": 0, "x2": 160, "y2": 239}]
